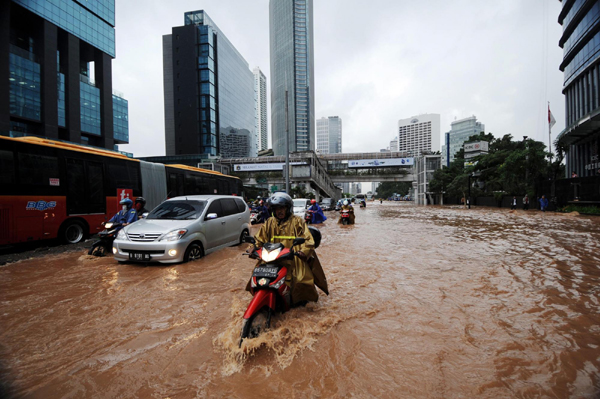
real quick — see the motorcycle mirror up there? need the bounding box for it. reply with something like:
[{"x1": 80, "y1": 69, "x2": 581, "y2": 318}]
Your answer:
[
  {"x1": 244, "y1": 236, "x2": 256, "y2": 244},
  {"x1": 292, "y1": 237, "x2": 305, "y2": 246}
]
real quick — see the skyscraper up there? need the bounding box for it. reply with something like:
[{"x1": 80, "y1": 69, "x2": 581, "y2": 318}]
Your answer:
[
  {"x1": 441, "y1": 116, "x2": 485, "y2": 167},
  {"x1": 316, "y1": 116, "x2": 342, "y2": 154},
  {"x1": 253, "y1": 67, "x2": 268, "y2": 151},
  {"x1": 1, "y1": 0, "x2": 128, "y2": 150},
  {"x1": 270, "y1": 0, "x2": 315, "y2": 156},
  {"x1": 557, "y1": 1, "x2": 600, "y2": 177},
  {"x1": 163, "y1": 10, "x2": 256, "y2": 158},
  {"x1": 397, "y1": 114, "x2": 440, "y2": 155}
]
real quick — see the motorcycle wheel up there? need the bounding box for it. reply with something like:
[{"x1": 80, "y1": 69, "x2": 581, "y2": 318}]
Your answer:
[
  {"x1": 239, "y1": 307, "x2": 272, "y2": 347},
  {"x1": 342, "y1": 219, "x2": 348, "y2": 225},
  {"x1": 89, "y1": 243, "x2": 107, "y2": 257}
]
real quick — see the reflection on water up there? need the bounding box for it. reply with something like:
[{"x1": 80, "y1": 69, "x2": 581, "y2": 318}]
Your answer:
[{"x1": 1, "y1": 204, "x2": 600, "y2": 398}]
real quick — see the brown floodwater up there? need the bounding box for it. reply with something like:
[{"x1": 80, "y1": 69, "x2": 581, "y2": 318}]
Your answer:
[{"x1": 2, "y1": 203, "x2": 600, "y2": 398}]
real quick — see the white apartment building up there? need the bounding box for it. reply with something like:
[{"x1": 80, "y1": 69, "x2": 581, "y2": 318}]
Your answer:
[
  {"x1": 253, "y1": 67, "x2": 268, "y2": 151},
  {"x1": 397, "y1": 114, "x2": 440, "y2": 155}
]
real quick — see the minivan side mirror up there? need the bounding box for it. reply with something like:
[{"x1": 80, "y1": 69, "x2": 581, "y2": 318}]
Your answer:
[
  {"x1": 292, "y1": 237, "x2": 305, "y2": 247},
  {"x1": 205, "y1": 213, "x2": 218, "y2": 220}
]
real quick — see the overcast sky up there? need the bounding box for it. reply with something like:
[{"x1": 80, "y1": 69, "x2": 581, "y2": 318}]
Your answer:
[{"x1": 113, "y1": 0, "x2": 565, "y2": 157}]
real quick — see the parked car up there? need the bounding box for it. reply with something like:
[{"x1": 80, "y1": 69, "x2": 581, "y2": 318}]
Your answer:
[
  {"x1": 320, "y1": 198, "x2": 334, "y2": 211},
  {"x1": 112, "y1": 195, "x2": 250, "y2": 264},
  {"x1": 293, "y1": 198, "x2": 311, "y2": 217}
]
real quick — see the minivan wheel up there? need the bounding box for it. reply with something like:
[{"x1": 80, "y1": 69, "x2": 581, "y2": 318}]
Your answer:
[
  {"x1": 238, "y1": 229, "x2": 249, "y2": 245},
  {"x1": 184, "y1": 243, "x2": 203, "y2": 263}
]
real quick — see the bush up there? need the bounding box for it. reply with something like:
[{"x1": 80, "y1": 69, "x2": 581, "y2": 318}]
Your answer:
[{"x1": 558, "y1": 205, "x2": 600, "y2": 215}]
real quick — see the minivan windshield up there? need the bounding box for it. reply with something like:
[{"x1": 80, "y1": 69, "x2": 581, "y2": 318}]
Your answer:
[
  {"x1": 146, "y1": 200, "x2": 207, "y2": 220},
  {"x1": 293, "y1": 199, "x2": 308, "y2": 207}
]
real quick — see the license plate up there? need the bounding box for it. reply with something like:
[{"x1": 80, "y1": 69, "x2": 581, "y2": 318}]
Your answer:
[
  {"x1": 129, "y1": 252, "x2": 151, "y2": 261},
  {"x1": 253, "y1": 266, "x2": 279, "y2": 278}
]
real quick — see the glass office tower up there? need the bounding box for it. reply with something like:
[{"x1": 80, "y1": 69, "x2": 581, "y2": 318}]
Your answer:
[
  {"x1": 316, "y1": 116, "x2": 342, "y2": 154},
  {"x1": 1, "y1": 0, "x2": 128, "y2": 150},
  {"x1": 270, "y1": 0, "x2": 315, "y2": 156},
  {"x1": 163, "y1": 10, "x2": 256, "y2": 158},
  {"x1": 557, "y1": 0, "x2": 600, "y2": 177},
  {"x1": 441, "y1": 116, "x2": 485, "y2": 167}
]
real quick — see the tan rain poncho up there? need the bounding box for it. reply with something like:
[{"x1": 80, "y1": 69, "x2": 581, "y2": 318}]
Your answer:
[
  {"x1": 247, "y1": 215, "x2": 329, "y2": 304},
  {"x1": 338, "y1": 205, "x2": 355, "y2": 224}
]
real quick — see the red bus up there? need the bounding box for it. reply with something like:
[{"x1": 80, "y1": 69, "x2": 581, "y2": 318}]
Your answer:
[{"x1": 0, "y1": 136, "x2": 243, "y2": 246}]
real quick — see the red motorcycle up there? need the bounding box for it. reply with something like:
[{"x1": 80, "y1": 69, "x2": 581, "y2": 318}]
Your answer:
[
  {"x1": 304, "y1": 209, "x2": 315, "y2": 224},
  {"x1": 341, "y1": 210, "x2": 351, "y2": 225},
  {"x1": 239, "y1": 236, "x2": 305, "y2": 347}
]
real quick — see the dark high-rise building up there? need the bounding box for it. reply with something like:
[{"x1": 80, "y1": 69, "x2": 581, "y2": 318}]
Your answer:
[
  {"x1": 557, "y1": 0, "x2": 600, "y2": 177},
  {"x1": 163, "y1": 10, "x2": 256, "y2": 159},
  {"x1": 1, "y1": 0, "x2": 128, "y2": 150},
  {"x1": 270, "y1": 0, "x2": 315, "y2": 156}
]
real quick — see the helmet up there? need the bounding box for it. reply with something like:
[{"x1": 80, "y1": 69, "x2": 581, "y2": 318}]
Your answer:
[
  {"x1": 343, "y1": 200, "x2": 349, "y2": 206},
  {"x1": 311, "y1": 199, "x2": 316, "y2": 205},
  {"x1": 259, "y1": 200, "x2": 264, "y2": 205},
  {"x1": 120, "y1": 198, "x2": 133, "y2": 209},
  {"x1": 308, "y1": 226, "x2": 321, "y2": 249},
  {"x1": 267, "y1": 192, "x2": 293, "y2": 217},
  {"x1": 135, "y1": 197, "x2": 146, "y2": 207}
]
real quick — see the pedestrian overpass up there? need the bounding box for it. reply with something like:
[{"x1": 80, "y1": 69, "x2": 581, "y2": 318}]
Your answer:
[{"x1": 219, "y1": 151, "x2": 418, "y2": 200}]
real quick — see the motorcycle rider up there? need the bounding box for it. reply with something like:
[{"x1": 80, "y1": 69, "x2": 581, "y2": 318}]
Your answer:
[
  {"x1": 338, "y1": 199, "x2": 355, "y2": 224},
  {"x1": 246, "y1": 192, "x2": 328, "y2": 306},
  {"x1": 108, "y1": 198, "x2": 138, "y2": 225},
  {"x1": 134, "y1": 197, "x2": 148, "y2": 219},
  {"x1": 256, "y1": 200, "x2": 269, "y2": 223},
  {"x1": 307, "y1": 199, "x2": 327, "y2": 224}
]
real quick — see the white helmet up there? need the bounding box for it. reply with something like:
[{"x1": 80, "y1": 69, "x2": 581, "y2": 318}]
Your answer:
[{"x1": 343, "y1": 200, "x2": 348, "y2": 206}]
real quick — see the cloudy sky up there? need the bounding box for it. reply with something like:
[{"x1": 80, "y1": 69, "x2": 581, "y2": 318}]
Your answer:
[{"x1": 113, "y1": 0, "x2": 565, "y2": 157}]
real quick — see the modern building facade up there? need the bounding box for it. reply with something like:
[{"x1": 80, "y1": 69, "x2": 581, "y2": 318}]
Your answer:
[
  {"x1": 316, "y1": 116, "x2": 342, "y2": 154},
  {"x1": 414, "y1": 154, "x2": 442, "y2": 206},
  {"x1": 1, "y1": 0, "x2": 128, "y2": 150},
  {"x1": 270, "y1": 0, "x2": 315, "y2": 156},
  {"x1": 441, "y1": 116, "x2": 485, "y2": 167},
  {"x1": 397, "y1": 114, "x2": 440, "y2": 156},
  {"x1": 253, "y1": 67, "x2": 268, "y2": 152},
  {"x1": 557, "y1": 0, "x2": 600, "y2": 177},
  {"x1": 163, "y1": 10, "x2": 256, "y2": 159}
]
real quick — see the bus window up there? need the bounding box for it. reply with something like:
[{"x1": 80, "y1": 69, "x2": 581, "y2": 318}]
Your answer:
[
  {"x1": 18, "y1": 153, "x2": 59, "y2": 186},
  {"x1": 107, "y1": 162, "x2": 141, "y2": 194},
  {"x1": 87, "y1": 161, "x2": 105, "y2": 214},
  {"x1": 218, "y1": 179, "x2": 227, "y2": 194},
  {"x1": 0, "y1": 150, "x2": 15, "y2": 185},
  {"x1": 66, "y1": 158, "x2": 86, "y2": 214}
]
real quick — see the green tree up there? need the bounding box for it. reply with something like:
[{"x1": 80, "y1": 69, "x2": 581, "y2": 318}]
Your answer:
[{"x1": 376, "y1": 182, "x2": 412, "y2": 198}]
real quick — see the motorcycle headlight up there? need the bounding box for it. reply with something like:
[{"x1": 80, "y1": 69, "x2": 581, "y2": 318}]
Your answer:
[
  {"x1": 104, "y1": 222, "x2": 114, "y2": 229},
  {"x1": 261, "y1": 248, "x2": 282, "y2": 262},
  {"x1": 159, "y1": 229, "x2": 187, "y2": 242},
  {"x1": 116, "y1": 229, "x2": 127, "y2": 241}
]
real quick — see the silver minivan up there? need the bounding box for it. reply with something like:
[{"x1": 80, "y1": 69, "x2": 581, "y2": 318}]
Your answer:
[{"x1": 112, "y1": 195, "x2": 250, "y2": 264}]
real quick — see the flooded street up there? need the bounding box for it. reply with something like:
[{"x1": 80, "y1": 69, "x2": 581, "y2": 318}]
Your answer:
[{"x1": 2, "y1": 202, "x2": 600, "y2": 398}]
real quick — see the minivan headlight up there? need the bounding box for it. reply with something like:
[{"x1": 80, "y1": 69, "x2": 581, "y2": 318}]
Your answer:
[
  {"x1": 116, "y1": 229, "x2": 127, "y2": 240},
  {"x1": 159, "y1": 229, "x2": 187, "y2": 241}
]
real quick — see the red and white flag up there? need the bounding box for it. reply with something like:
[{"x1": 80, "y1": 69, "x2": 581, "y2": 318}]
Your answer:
[{"x1": 548, "y1": 104, "x2": 556, "y2": 129}]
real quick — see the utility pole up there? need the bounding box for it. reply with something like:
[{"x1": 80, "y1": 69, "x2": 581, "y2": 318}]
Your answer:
[
  {"x1": 467, "y1": 174, "x2": 471, "y2": 209},
  {"x1": 523, "y1": 136, "x2": 528, "y2": 187},
  {"x1": 285, "y1": 90, "x2": 290, "y2": 194}
]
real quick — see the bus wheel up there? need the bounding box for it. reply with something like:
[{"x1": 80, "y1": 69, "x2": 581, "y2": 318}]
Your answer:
[{"x1": 62, "y1": 220, "x2": 85, "y2": 244}]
